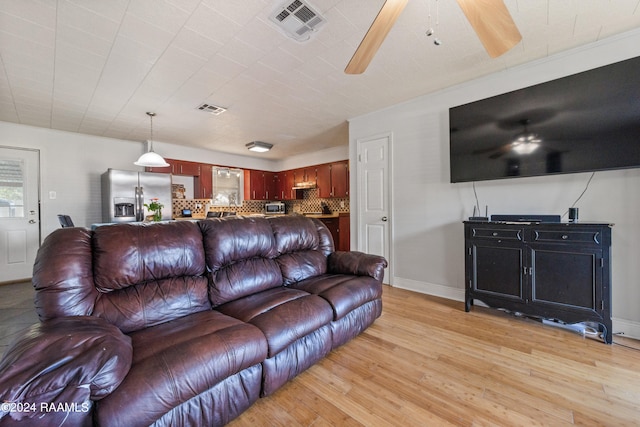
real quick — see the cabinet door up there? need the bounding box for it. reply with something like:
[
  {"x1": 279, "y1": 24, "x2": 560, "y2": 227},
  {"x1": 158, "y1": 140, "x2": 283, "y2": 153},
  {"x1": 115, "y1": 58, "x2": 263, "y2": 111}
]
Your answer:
[
  {"x1": 529, "y1": 243, "x2": 603, "y2": 314},
  {"x1": 293, "y1": 168, "x2": 305, "y2": 185},
  {"x1": 196, "y1": 164, "x2": 212, "y2": 199},
  {"x1": 320, "y1": 218, "x2": 339, "y2": 248},
  {"x1": 316, "y1": 163, "x2": 332, "y2": 198},
  {"x1": 470, "y1": 241, "x2": 525, "y2": 301},
  {"x1": 293, "y1": 167, "x2": 316, "y2": 185},
  {"x1": 244, "y1": 170, "x2": 265, "y2": 200},
  {"x1": 263, "y1": 171, "x2": 277, "y2": 200},
  {"x1": 174, "y1": 160, "x2": 200, "y2": 176},
  {"x1": 337, "y1": 213, "x2": 350, "y2": 251},
  {"x1": 331, "y1": 161, "x2": 349, "y2": 198},
  {"x1": 280, "y1": 170, "x2": 301, "y2": 200}
]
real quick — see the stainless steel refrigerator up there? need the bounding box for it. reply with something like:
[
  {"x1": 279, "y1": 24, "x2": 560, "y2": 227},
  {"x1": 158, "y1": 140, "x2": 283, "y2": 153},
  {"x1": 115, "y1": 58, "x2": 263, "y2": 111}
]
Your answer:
[{"x1": 101, "y1": 169, "x2": 172, "y2": 223}]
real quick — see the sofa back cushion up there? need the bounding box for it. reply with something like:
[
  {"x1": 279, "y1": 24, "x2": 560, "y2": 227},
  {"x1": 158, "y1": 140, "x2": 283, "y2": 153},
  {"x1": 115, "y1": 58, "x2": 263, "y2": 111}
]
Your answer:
[
  {"x1": 268, "y1": 216, "x2": 334, "y2": 285},
  {"x1": 200, "y1": 217, "x2": 282, "y2": 306},
  {"x1": 33, "y1": 227, "x2": 98, "y2": 320},
  {"x1": 91, "y1": 221, "x2": 210, "y2": 333}
]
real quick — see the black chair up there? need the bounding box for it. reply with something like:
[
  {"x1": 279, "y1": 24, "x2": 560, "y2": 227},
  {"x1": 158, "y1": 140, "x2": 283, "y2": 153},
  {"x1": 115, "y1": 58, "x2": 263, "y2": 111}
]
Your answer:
[{"x1": 57, "y1": 214, "x2": 74, "y2": 228}]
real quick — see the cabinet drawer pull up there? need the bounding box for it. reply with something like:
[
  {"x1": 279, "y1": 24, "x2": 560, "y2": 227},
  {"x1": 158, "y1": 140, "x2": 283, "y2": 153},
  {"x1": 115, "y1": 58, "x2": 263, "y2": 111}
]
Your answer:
[
  {"x1": 492, "y1": 232, "x2": 499, "y2": 236},
  {"x1": 562, "y1": 234, "x2": 569, "y2": 240}
]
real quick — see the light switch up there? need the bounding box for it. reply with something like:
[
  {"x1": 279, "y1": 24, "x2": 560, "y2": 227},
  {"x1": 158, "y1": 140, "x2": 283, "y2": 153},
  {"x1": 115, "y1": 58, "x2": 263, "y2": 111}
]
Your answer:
[{"x1": 49, "y1": 191, "x2": 56, "y2": 199}]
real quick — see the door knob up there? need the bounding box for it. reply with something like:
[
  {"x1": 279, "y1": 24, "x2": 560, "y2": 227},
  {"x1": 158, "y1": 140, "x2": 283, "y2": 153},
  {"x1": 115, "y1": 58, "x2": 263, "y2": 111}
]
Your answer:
[
  {"x1": 381, "y1": 216, "x2": 388, "y2": 222},
  {"x1": 29, "y1": 219, "x2": 37, "y2": 224}
]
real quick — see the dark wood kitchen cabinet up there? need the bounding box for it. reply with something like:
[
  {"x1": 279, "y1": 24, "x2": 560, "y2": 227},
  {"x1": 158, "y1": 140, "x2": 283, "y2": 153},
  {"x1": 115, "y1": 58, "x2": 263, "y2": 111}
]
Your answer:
[
  {"x1": 244, "y1": 170, "x2": 278, "y2": 200},
  {"x1": 330, "y1": 160, "x2": 349, "y2": 198},
  {"x1": 464, "y1": 221, "x2": 613, "y2": 343},
  {"x1": 172, "y1": 160, "x2": 200, "y2": 176},
  {"x1": 319, "y1": 213, "x2": 350, "y2": 251},
  {"x1": 293, "y1": 167, "x2": 316, "y2": 185},
  {"x1": 196, "y1": 163, "x2": 212, "y2": 199},
  {"x1": 317, "y1": 161, "x2": 349, "y2": 198},
  {"x1": 146, "y1": 158, "x2": 200, "y2": 176},
  {"x1": 277, "y1": 170, "x2": 302, "y2": 200}
]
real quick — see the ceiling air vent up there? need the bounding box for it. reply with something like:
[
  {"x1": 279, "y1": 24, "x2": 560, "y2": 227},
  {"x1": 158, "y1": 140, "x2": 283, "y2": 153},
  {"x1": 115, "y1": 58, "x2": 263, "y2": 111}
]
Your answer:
[
  {"x1": 270, "y1": 0, "x2": 326, "y2": 42},
  {"x1": 196, "y1": 103, "x2": 227, "y2": 115}
]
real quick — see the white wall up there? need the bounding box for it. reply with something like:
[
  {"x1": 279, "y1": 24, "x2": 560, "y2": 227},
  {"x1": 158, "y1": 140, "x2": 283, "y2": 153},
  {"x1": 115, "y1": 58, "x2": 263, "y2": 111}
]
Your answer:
[
  {"x1": 276, "y1": 145, "x2": 349, "y2": 171},
  {"x1": 349, "y1": 29, "x2": 640, "y2": 338}
]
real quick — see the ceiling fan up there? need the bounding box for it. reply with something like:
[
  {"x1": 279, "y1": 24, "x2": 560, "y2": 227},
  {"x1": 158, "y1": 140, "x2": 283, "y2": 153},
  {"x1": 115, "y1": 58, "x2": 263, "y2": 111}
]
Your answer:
[{"x1": 344, "y1": 0, "x2": 522, "y2": 74}]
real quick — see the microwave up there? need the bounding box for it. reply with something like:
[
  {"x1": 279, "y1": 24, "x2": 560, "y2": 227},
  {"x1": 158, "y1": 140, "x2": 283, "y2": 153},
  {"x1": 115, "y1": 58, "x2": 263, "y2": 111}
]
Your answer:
[{"x1": 264, "y1": 202, "x2": 285, "y2": 215}]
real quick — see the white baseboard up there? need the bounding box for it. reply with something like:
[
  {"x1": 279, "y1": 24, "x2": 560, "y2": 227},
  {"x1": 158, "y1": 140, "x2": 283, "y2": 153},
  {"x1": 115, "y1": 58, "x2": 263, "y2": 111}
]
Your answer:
[
  {"x1": 612, "y1": 318, "x2": 640, "y2": 340},
  {"x1": 392, "y1": 277, "x2": 640, "y2": 342},
  {"x1": 392, "y1": 277, "x2": 465, "y2": 302}
]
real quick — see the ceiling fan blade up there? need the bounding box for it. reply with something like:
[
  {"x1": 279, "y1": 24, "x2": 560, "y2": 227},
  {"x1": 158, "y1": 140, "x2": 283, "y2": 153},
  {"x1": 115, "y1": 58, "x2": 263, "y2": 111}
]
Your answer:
[
  {"x1": 456, "y1": 0, "x2": 522, "y2": 58},
  {"x1": 345, "y1": 0, "x2": 409, "y2": 74}
]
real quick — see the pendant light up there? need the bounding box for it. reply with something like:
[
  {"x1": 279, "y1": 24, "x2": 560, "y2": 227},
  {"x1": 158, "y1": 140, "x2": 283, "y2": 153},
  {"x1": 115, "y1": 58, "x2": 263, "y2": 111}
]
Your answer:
[{"x1": 134, "y1": 112, "x2": 169, "y2": 167}]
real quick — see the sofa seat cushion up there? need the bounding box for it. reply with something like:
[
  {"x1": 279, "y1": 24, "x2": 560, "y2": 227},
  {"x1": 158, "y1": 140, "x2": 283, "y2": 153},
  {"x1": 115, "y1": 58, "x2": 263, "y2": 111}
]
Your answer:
[
  {"x1": 289, "y1": 274, "x2": 383, "y2": 320},
  {"x1": 217, "y1": 287, "x2": 334, "y2": 357},
  {"x1": 95, "y1": 310, "x2": 267, "y2": 427}
]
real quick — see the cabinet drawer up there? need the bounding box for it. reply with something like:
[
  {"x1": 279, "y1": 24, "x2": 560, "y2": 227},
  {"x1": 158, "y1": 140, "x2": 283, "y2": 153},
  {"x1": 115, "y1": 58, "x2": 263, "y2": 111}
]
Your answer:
[
  {"x1": 471, "y1": 227, "x2": 522, "y2": 241},
  {"x1": 532, "y1": 229, "x2": 601, "y2": 245}
]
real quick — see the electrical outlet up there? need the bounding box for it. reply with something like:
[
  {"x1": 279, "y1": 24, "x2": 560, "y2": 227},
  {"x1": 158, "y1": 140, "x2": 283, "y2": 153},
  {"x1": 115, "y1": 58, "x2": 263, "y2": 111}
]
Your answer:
[{"x1": 340, "y1": 201, "x2": 345, "y2": 208}]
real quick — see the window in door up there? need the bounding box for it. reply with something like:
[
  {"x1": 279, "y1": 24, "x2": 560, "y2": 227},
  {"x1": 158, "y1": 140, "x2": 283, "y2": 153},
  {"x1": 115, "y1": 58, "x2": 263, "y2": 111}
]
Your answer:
[{"x1": 0, "y1": 159, "x2": 25, "y2": 218}]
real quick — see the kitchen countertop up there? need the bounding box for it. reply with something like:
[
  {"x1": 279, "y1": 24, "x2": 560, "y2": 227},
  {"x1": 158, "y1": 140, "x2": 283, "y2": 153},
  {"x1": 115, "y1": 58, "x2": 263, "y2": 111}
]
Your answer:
[{"x1": 173, "y1": 212, "x2": 349, "y2": 220}]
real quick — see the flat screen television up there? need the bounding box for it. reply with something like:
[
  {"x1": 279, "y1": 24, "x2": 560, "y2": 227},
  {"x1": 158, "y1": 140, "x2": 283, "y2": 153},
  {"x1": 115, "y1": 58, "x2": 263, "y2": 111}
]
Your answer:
[{"x1": 449, "y1": 56, "x2": 640, "y2": 183}]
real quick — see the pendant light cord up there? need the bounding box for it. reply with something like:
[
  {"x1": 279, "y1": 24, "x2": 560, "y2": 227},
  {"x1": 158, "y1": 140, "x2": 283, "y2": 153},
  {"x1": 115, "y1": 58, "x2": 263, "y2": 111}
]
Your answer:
[{"x1": 147, "y1": 112, "x2": 156, "y2": 152}]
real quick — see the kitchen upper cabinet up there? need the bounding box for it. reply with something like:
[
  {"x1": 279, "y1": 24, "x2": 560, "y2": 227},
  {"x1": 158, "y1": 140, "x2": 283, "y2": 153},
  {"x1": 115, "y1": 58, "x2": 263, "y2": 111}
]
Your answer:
[
  {"x1": 316, "y1": 164, "x2": 331, "y2": 198},
  {"x1": 196, "y1": 164, "x2": 212, "y2": 199},
  {"x1": 278, "y1": 170, "x2": 302, "y2": 200},
  {"x1": 173, "y1": 160, "x2": 200, "y2": 176},
  {"x1": 244, "y1": 170, "x2": 264, "y2": 200},
  {"x1": 145, "y1": 158, "x2": 175, "y2": 174},
  {"x1": 244, "y1": 170, "x2": 278, "y2": 200},
  {"x1": 145, "y1": 159, "x2": 200, "y2": 176},
  {"x1": 264, "y1": 171, "x2": 277, "y2": 200},
  {"x1": 294, "y1": 167, "x2": 316, "y2": 185},
  {"x1": 331, "y1": 161, "x2": 349, "y2": 198},
  {"x1": 317, "y1": 160, "x2": 349, "y2": 198}
]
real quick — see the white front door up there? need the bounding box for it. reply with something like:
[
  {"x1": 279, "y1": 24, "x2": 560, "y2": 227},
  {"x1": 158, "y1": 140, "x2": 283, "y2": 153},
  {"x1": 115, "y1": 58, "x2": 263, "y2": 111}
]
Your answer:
[
  {"x1": 0, "y1": 147, "x2": 40, "y2": 283},
  {"x1": 357, "y1": 134, "x2": 391, "y2": 284}
]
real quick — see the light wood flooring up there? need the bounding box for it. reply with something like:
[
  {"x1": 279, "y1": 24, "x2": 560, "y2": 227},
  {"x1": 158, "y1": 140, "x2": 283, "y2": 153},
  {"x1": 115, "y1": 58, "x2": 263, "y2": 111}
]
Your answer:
[
  {"x1": 230, "y1": 285, "x2": 640, "y2": 427},
  {"x1": 2, "y1": 283, "x2": 639, "y2": 426}
]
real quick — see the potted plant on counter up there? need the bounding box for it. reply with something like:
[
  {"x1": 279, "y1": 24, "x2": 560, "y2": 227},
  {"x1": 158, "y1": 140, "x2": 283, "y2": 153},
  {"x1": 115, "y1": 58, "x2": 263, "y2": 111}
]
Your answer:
[{"x1": 144, "y1": 198, "x2": 164, "y2": 222}]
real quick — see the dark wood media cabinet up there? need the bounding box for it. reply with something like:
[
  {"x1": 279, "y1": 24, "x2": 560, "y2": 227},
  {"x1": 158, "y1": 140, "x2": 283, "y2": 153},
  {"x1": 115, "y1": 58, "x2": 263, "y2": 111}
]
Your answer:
[{"x1": 464, "y1": 221, "x2": 613, "y2": 343}]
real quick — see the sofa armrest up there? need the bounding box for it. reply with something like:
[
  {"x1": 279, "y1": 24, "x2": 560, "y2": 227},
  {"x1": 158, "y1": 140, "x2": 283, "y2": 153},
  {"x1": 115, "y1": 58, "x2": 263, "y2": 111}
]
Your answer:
[
  {"x1": 328, "y1": 251, "x2": 388, "y2": 283},
  {"x1": 0, "y1": 316, "x2": 132, "y2": 425}
]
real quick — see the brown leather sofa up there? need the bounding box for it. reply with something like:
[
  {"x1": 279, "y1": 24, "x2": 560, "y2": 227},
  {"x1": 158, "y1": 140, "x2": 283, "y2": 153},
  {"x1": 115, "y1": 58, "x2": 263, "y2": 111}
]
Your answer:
[{"x1": 0, "y1": 215, "x2": 387, "y2": 426}]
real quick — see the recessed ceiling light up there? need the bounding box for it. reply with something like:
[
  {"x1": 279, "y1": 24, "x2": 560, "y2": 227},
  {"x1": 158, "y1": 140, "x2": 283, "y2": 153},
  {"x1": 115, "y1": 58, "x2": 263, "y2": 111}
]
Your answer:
[{"x1": 246, "y1": 141, "x2": 273, "y2": 152}]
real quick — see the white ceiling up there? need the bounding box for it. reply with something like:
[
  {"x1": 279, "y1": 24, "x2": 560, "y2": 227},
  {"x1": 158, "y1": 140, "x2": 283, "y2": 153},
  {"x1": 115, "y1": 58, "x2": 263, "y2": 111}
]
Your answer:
[{"x1": 1, "y1": 0, "x2": 639, "y2": 160}]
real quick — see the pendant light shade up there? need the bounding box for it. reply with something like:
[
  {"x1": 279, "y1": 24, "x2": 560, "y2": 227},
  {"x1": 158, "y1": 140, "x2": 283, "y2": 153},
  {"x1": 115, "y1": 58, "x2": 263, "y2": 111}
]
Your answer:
[{"x1": 134, "y1": 112, "x2": 169, "y2": 167}]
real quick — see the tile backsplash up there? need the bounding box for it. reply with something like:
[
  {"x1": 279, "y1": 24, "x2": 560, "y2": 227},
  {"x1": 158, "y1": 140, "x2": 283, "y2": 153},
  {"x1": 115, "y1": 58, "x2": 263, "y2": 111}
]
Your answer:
[{"x1": 172, "y1": 188, "x2": 349, "y2": 217}]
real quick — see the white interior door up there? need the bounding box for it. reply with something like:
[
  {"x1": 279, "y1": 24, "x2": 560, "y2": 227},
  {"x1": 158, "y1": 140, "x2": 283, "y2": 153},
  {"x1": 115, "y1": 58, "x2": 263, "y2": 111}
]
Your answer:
[
  {"x1": 0, "y1": 147, "x2": 40, "y2": 283},
  {"x1": 357, "y1": 135, "x2": 391, "y2": 284}
]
